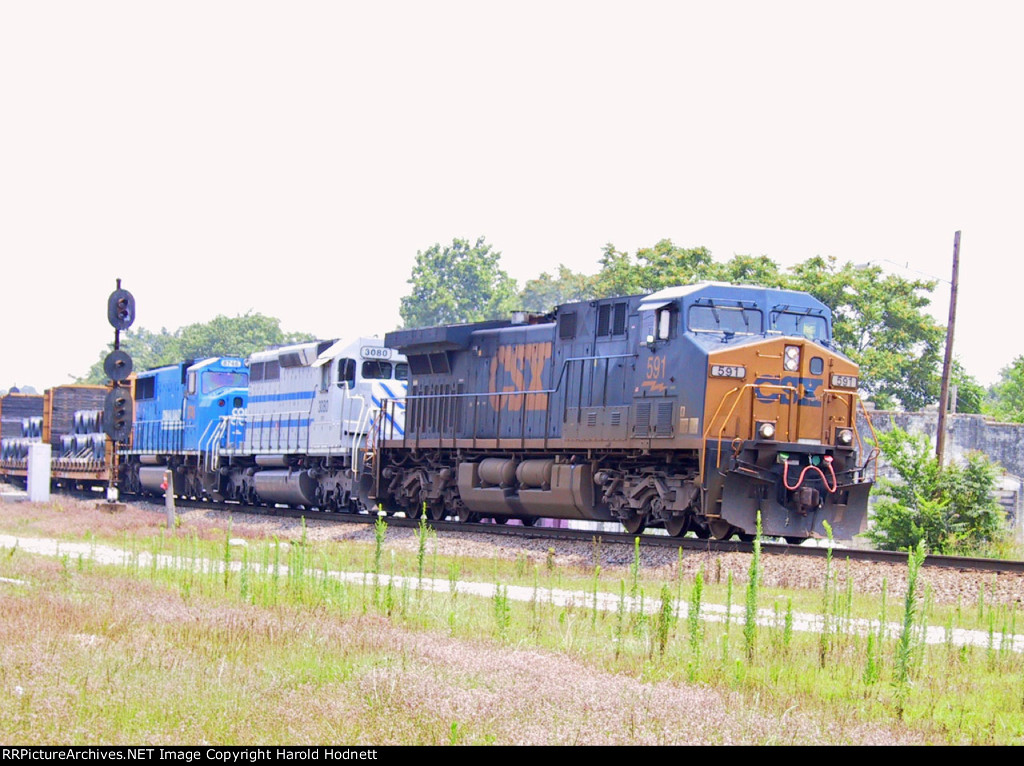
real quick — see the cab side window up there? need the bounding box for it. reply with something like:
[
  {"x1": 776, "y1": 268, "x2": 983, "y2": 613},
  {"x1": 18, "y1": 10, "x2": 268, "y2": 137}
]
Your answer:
[{"x1": 338, "y1": 358, "x2": 356, "y2": 389}]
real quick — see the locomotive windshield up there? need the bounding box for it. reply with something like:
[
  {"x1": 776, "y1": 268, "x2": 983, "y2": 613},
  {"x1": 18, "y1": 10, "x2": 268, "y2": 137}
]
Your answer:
[
  {"x1": 770, "y1": 311, "x2": 828, "y2": 341},
  {"x1": 688, "y1": 305, "x2": 762, "y2": 335},
  {"x1": 201, "y1": 371, "x2": 248, "y2": 394},
  {"x1": 362, "y1": 360, "x2": 395, "y2": 379}
]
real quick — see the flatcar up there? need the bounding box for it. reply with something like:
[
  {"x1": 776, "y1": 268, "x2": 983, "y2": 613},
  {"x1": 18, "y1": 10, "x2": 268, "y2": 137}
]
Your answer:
[
  {"x1": 0, "y1": 385, "x2": 114, "y2": 489},
  {"x1": 371, "y1": 282, "x2": 876, "y2": 541}
]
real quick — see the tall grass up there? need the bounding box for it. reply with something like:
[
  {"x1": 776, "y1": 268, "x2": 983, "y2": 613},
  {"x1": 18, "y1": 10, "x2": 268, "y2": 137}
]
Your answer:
[
  {"x1": 895, "y1": 540, "x2": 927, "y2": 717},
  {"x1": 2, "y1": 505, "x2": 1024, "y2": 744},
  {"x1": 743, "y1": 511, "x2": 762, "y2": 662}
]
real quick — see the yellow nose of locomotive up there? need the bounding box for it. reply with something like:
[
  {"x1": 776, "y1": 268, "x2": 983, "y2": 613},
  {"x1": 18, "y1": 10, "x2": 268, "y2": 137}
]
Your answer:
[
  {"x1": 701, "y1": 337, "x2": 871, "y2": 540},
  {"x1": 705, "y1": 338, "x2": 860, "y2": 448}
]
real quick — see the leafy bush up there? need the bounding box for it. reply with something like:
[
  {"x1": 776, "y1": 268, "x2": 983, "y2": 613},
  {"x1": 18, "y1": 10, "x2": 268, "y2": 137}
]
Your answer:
[{"x1": 865, "y1": 425, "x2": 1008, "y2": 554}]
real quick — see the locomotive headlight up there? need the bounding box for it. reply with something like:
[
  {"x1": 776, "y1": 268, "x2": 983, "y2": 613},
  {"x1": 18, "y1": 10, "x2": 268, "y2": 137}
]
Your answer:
[
  {"x1": 756, "y1": 421, "x2": 776, "y2": 440},
  {"x1": 784, "y1": 345, "x2": 801, "y2": 372},
  {"x1": 835, "y1": 427, "x2": 854, "y2": 446},
  {"x1": 831, "y1": 374, "x2": 859, "y2": 389}
]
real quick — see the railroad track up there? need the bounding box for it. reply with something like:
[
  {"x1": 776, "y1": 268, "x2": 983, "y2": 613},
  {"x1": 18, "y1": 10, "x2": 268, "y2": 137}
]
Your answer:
[{"x1": 142, "y1": 494, "x2": 1024, "y2": 575}]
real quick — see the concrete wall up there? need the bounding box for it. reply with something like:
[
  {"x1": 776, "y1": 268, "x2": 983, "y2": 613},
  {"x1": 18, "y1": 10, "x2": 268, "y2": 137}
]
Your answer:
[{"x1": 857, "y1": 409, "x2": 1024, "y2": 531}]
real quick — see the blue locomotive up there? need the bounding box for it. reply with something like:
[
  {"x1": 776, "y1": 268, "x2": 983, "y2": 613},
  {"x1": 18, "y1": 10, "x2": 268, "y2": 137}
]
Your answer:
[
  {"x1": 371, "y1": 282, "x2": 875, "y2": 541},
  {"x1": 120, "y1": 356, "x2": 249, "y2": 498}
]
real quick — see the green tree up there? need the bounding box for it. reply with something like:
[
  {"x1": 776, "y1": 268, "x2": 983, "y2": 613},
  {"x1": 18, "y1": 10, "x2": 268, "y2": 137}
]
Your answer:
[
  {"x1": 950, "y1": 359, "x2": 985, "y2": 415},
  {"x1": 399, "y1": 237, "x2": 519, "y2": 327},
  {"x1": 81, "y1": 313, "x2": 313, "y2": 383},
  {"x1": 865, "y1": 425, "x2": 1007, "y2": 554},
  {"x1": 591, "y1": 243, "x2": 648, "y2": 298},
  {"x1": 175, "y1": 313, "x2": 312, "y2": 361},
  {"x1": 634, "y1": 240, "x2": 715, "y2": 289},
  {"x1": 985, "y1": 355, "x2": 1024, "y2": 423},
  {"x1": 788, "y1": 257, "x2": 943, "y2": 410},
  {"x1": 715, "y1": 253, "x2": 788, "y2": 287},
  {"x1": 519, "y1": 265, "x2": 595, "y2": 312}
]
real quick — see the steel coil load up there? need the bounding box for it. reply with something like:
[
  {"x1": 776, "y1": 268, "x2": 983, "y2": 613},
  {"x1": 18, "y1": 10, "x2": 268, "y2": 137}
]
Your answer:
[
  {"x1": 71, "y1": 410, "x2": 105, "y2": 436},
  {"x1": 3, "y1": 439, "x2": 30, "y2": 461},
  {"x1": 89, "y1": 433, "x2": 106, "y2": 461},
  {"x1": 60, "y1": 435, "x2": 77, "y2": 457}
]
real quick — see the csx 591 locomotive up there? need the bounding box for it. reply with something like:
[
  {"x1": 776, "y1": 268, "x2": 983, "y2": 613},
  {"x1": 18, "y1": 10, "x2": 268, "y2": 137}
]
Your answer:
[{"x1": 372, "y1": 282, "x2": 875, "y2": 541}]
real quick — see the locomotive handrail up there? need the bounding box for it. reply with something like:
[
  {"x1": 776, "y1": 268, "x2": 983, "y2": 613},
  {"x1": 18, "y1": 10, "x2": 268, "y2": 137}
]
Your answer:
[
  {"x1": 349, "y1": 395, "x2": 371, "y2": 469},
  {"x1": 128, "y1": 418, "x2": 184, "y2": 454},
  {"x1": 702, "y1": 382, "x2": 799, "y2": 485},
  {"x1": 396, "y1": 353, "x2": 636, "y2": 404},
  {"x1": 197, "y1": 417, "x2": 220, "y2": 460},
  {"x1": 385, "y1": 353, "x2": 635, "y2": 448},
  {"x1": 305, "y1": 389, "x2": 317, "y2": 454},
  {"x1": 703, "y1": 383, "x2": 875, "y2": 486}
]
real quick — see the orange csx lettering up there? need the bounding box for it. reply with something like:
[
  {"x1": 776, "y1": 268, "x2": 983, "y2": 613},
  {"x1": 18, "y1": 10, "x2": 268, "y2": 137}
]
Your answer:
[{"x1": 489, "y1": 342, "x2": 552, "y2": 412}]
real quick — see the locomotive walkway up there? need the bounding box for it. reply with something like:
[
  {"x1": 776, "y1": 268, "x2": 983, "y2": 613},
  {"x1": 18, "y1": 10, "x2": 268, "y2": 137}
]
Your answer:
[{"x1": 2, "y1": 532, "x2": 1022, "y2": 654}]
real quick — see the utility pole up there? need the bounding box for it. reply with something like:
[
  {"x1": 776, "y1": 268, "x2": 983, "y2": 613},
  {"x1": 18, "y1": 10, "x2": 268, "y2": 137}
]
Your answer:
[{"x1": 936, "y1": 231, "x2": 961, "y2": 466}]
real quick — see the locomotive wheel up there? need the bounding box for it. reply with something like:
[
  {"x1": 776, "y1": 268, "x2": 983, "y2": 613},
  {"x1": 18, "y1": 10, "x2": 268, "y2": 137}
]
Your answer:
[
  {"x1": 426, "y1": 500, "x2": 447, "y2": 522},
  {"x1": 620, "y1": 511, "x2": 647, "y2": 536},
  {"x1": 406, "y1": 504, "x2": 423, "y2": 520},
  {"x1": 708, "y1": 520, "x2": 734, "y2": 540},
  {"x1": 664, "y1": 514, "x2": 690, "y2": 538},
  {"x1": 457, "y1": 507, "x2": 479, "y2": 524},
  {"x1": 520, "y1": 516, "x2": 539, "y2": 527},
  {"x1": 784, "y1": 536, "x2": 805, "y2": 545},
  {"x1": 692, "y1": 522, "x2": 711, "y2": 539}
]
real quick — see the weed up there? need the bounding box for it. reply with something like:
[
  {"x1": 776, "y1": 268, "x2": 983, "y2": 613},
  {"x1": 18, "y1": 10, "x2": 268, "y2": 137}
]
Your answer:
[
  {"x1": 415, "y1": 513, "x2": 433, "y2": 589},
  {"x1": 493, "y1": 584, "x2": 511, "y2": 641},
  {"x1": 688, "y1": 564, "x2": 705, "y2": 680},
  {"x1": 783, "y1": 596, "x2": 793, "y2": 655},
  {"x1": 654, "y1": 583, "x2": 674, "y2": 657},
  {"x1": 630, "y1": 536, "x2": 641, "y2": 599},
  {"x1": 615, "y1": 579, "x2": 626, "y2": 660},
  {"x1": 743, "y1": 511, "x2": 762, "y2": 662},
  {"x1": 819, "y1": 520, "x2": 835, "y2": 667},
  {"x1": 894, "y1": 539, "x2": 927, "y2": 718}
]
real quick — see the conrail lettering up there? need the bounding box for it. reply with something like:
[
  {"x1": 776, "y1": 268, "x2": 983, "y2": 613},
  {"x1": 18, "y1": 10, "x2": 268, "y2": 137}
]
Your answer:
[
  {"x1": 488, "y1": 342, "x2": 552, "y2": 412},
  {"x1": 753, "y1": 375, "x2": 823, "y2": 407}
]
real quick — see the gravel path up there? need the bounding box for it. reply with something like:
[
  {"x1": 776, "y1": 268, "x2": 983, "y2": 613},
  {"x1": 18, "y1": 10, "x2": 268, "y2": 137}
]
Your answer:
[{"x1": 154, "y1": 501, "x2": 1024, "y2": 609}]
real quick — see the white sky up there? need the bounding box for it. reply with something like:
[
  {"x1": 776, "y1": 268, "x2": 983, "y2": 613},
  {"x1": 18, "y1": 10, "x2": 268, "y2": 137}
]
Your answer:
[{"x1": 2, "y1": 1, "x2": 1021, "y2": 391}]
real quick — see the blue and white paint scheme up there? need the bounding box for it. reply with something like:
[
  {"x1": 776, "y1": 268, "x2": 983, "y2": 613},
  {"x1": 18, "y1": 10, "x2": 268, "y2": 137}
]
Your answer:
[
  {"x1": 236, "y1": 337, "x2": 406, "y2": 457},
  {"x1": 203, "y1": 337, "x2": 407, "y2": 510},
  {"x1": 120, "y1": 339, "x2": 405, "y2": 511}
]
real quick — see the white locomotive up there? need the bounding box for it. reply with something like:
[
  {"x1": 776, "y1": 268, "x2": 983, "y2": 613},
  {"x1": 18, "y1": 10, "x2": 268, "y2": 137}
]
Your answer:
[{"x1": 215, "y1": 337, "x2": 407, "y2": 510}]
